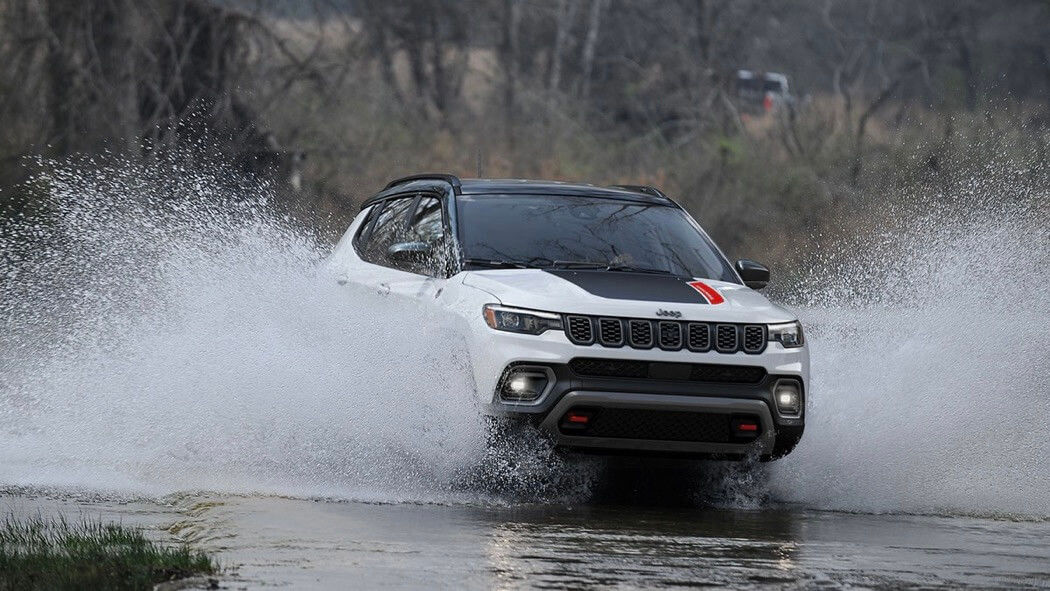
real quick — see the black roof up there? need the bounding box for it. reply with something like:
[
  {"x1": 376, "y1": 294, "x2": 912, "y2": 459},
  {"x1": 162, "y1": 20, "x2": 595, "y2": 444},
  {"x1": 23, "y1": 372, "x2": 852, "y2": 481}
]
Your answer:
[
  {"x1": 363, "y1": 174, "x2": 674, "y2": 209},
  {"x1": 459, "y1": 179, "x2": 667, "y2": 201}
]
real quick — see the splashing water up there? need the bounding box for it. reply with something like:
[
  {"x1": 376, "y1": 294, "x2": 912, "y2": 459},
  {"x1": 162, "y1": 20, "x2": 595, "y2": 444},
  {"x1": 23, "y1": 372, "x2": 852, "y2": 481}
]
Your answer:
[
  {"x1": 1, "y1": 157, "x2": 1047, "y2": 516},
  {"x1": 0, "y1": 158, "x2": 488, "y2": 502},
  {"x1": 770, "y1": 166, "x2": 1050, "y2": 517}
]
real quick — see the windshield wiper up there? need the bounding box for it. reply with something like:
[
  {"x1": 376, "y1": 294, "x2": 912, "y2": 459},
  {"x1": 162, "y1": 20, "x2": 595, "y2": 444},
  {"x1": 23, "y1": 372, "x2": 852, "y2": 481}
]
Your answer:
[
  {"x1": 604, "y1": 263, "x2": 681, "y2": 276},
  {"x1": 464, "y1": 257, "x2": 554, "y2": 269},
  {"x1": 551, "y1": 260, "x2": 606, "y2": 269},
  {"x1": 463, "y1": 258, "x2": 531, "y2": 269},
  {"x1": 552, "y1": 260, "x2": 681, "y2": 276}
]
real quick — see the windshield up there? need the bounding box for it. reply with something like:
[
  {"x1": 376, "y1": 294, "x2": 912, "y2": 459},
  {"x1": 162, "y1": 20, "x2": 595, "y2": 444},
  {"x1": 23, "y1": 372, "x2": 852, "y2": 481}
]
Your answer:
[{"x1": 456, "y1": 194, "x2": 738, "y2": 282}]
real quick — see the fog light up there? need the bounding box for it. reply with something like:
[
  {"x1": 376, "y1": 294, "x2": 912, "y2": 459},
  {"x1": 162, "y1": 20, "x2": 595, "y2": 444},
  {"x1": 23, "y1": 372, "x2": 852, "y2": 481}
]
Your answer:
[
  {"x1": 773, "y1": 379, "x2": 802, "y2": 416},
  {"x1": 498, "y1": 366, "x2": 554, "y2": 403}
]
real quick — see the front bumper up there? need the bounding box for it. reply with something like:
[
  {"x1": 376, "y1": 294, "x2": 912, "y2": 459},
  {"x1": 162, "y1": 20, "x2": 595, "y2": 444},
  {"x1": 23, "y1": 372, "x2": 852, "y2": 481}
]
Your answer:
[
  {"x1": 540, "y1": 391, "x2": 777, "y2": 457},
  {"x1": 470, "y1": 322, "x2": 808, "y2": 460},
  {"x1": 487, "y1": 360, "x2": 805, "y2": 459}
]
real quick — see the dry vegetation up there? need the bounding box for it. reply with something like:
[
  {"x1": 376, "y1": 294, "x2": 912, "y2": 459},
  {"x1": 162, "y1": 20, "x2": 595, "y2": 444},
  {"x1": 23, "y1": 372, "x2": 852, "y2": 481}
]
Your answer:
[{"x1": 1, "y1": 0, "x2": 1048, "y2": 270}]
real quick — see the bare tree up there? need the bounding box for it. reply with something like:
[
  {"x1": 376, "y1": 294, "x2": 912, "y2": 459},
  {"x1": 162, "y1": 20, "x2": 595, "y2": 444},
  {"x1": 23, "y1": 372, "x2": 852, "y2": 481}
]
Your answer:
[
  {"x1": 548, "y1": 0, "x2": 578, "y2": 95},
  {"x1": 358, "y1": 1, "x2": 471, "y2": 123},
  {"x1": 578, "y1": 0, "x2": 606, "y2": 101},
  {"x1": 499, "y1": 0, "x2": 522, "y2": 153}
]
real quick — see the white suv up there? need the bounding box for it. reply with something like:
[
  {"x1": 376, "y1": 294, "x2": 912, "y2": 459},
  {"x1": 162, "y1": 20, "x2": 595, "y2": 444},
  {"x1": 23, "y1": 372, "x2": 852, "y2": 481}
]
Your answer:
[{"x1": 329, "y1": 175, "x2": 807, "y2": 461}]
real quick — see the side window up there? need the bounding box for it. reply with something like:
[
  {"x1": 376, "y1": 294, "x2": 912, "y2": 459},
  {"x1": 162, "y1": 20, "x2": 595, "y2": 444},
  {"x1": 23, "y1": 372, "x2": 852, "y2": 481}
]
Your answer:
[
  {"x1": 354, "y1": 203, "x2": 385, "y2": 248},
  {"x1": 360, "y1": 197, "x2": 415, "y2": 265},
  {"x1": 410, "y1": 197, "x2": 445, "y2": 245},
  {"x1": 404, "y1": 196, "x2": 451, "y2": 277}
]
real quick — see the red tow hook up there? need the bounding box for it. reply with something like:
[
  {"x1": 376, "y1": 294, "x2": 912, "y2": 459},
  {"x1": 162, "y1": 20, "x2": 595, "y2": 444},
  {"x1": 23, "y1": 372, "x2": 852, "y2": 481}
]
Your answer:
[
  {"x1": 560, "y1": 409, "x2": 596, "y2": 431},
  {"x1": 731, "y1": 417, "x2": 762, "y2": 439}
]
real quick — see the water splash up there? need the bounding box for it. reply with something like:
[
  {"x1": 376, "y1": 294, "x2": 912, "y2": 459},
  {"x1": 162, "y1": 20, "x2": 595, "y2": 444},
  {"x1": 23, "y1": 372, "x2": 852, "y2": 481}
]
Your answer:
[
  {"x1": 0, "y1": 157, "x2": 487, "y2": 502},
  {"x1": 769, "y1": 164, "x2": 1050, "y2": 517},
  {"x1": 2, "y1": 156, "x2": 1048, "y2": 517}
]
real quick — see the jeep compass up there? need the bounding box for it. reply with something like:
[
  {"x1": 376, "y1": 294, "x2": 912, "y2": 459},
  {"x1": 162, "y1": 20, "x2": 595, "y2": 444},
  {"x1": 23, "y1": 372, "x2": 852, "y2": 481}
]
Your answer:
[{"x1": 328, "y1": 175, "x2": 807, "y2": 460}]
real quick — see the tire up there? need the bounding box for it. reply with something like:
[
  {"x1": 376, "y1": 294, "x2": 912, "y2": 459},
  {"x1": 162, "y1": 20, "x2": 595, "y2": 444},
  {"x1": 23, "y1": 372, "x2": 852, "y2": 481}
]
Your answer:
[{"x1": 761, "y1": 425, "x2": 804, "y2": 461}]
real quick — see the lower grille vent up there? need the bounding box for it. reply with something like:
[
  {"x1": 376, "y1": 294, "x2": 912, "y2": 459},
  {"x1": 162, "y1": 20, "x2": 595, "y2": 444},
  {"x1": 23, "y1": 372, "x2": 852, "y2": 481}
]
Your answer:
[
  {"x1": 567, "y1": 408, "x2": 734, "y2": 443},
  {"x1": 568, "y1": 358, "x2": 766, "y2": 384}
]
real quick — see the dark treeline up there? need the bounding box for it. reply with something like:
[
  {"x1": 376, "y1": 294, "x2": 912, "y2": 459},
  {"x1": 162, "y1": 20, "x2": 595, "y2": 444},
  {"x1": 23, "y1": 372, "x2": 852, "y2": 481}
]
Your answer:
[{"x1": 1, "y1": 0, "x2": 1048, "y2": 266}]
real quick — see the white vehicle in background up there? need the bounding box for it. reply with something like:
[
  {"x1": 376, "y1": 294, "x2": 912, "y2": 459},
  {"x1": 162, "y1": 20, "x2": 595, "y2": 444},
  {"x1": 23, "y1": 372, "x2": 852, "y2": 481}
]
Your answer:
[
  {"x1": 328, "y1": 174, "x2": 807, "y2": 461},
  {"x1": 735, "y1": 70, "x2": 793, "y2": 113}
]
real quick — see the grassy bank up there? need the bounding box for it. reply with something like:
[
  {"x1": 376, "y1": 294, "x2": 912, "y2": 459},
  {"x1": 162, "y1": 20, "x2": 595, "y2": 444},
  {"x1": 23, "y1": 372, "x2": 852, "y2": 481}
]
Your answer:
[{"x1": 0, "y1": 516, "x2": 217, "y2": 591}]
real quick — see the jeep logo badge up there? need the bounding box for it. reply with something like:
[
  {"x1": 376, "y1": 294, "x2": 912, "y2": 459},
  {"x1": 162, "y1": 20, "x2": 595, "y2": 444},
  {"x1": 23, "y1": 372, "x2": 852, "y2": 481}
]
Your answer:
[{"x1": 656, "y1": 309, "x2": 682, "y2": 318}]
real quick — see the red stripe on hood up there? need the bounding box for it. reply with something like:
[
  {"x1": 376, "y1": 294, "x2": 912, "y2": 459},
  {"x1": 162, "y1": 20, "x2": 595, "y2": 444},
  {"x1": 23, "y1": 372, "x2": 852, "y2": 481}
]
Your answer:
[{"x1": 688, "y1": 280, "x2": 725, "y2": 305}]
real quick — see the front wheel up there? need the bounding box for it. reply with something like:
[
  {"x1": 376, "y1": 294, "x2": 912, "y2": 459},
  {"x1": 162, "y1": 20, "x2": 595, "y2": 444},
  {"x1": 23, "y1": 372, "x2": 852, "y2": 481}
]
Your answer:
[
  {"x1": 760, "y1": 426, "x2": 804, "y2": 462},
  {"x1": 478, "y1": 416, "x2": 595, "y2": 498}
]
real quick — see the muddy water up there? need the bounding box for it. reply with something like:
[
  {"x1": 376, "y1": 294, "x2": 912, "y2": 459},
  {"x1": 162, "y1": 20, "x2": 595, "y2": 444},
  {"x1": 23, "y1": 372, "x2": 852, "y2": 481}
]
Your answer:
[{"x1": 4, "y1": 489, "x2": 1049, "y2": 590}]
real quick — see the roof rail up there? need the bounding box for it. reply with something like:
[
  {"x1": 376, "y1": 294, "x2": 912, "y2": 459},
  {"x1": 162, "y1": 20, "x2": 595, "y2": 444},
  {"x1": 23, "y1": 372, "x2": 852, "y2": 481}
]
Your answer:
[
  {"x1": 608, "y1": 184, "x2": 668, "y2": 200},
  {"x1": 384, "y1": 173, "x2": 462, "y2": 193}
]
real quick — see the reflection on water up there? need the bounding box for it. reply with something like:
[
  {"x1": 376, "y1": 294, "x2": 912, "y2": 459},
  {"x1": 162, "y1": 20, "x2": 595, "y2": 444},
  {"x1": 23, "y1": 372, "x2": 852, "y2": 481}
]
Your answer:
[
  {"x1": 4, "y1": 489, "x2": 1048, "y2": 590},
  {"x1": 485, "y1": 507, "x2": 802, "y2": 589}
]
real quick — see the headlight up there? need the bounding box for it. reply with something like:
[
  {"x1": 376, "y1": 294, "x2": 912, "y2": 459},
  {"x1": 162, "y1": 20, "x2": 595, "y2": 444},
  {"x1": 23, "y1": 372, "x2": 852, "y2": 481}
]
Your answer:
[
  {"x1": 768, "y1": 321, "x2": 804, "y2": 348},
  {"x1": 483, "y1": 304, "x2": 562, "y2": 335}
]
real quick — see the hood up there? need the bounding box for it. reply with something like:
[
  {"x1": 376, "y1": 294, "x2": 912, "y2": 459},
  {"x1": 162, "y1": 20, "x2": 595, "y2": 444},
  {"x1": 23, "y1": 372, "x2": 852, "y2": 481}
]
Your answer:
[{"x1": 462, "y1": 269, "x2": 796, "y2": 324}]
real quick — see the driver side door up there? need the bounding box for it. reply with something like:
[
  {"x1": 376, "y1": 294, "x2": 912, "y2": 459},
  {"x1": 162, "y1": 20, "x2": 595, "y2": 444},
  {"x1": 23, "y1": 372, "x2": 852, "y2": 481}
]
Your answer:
[{"x1": 350, "y1": 193, "x2": 452, "y2": 301}]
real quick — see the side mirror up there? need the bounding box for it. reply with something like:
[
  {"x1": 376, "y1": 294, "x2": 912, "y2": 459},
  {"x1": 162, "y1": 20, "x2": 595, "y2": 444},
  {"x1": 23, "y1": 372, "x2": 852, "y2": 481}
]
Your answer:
[
  {"x1": 735, "y1": 259, "x2": 770, "y2": 290},
  {"x1": 387, "y1": 241, "x2": 432, "y2": 264}
]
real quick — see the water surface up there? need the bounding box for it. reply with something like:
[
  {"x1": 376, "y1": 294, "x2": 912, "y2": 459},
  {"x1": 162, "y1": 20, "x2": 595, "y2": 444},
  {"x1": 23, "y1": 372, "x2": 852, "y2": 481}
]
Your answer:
[{"x1": 5, "y1": 490, "x2": 1049, "y2": 590}]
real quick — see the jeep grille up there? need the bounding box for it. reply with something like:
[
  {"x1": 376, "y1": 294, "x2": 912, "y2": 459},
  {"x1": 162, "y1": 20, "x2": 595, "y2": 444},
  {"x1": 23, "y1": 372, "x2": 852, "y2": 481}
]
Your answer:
[
  {"x1": 657, "y1": 321, "x2": 683, "y2": 350},
  {"x1": 566, "y1": 315, "x2": 594, "y2": 345},
  {"x1": 563, "y1": 315, "x2": 767, "y2": 355},
  {"x1": 743, "y1": 325, "x2": 767, "y2": 353},
  {"x1": 716, "y1": 324, "x2": 738, "y2": 352},
  {"x1": 627, "y1": 319, "x2": 653, "y2": 348},
  {"x1": 687, "y1": 322, "x2": 711, "y2": 352},
  {"x1": 597, "y1": 318, "x2": 625, "y2": 346}
]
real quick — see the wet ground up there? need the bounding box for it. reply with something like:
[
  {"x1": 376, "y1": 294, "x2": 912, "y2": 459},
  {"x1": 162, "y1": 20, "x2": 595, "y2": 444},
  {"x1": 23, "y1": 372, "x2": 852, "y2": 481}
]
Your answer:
[{"x1": 4, "y1": 488, "x2": 1049, "y2": 590}]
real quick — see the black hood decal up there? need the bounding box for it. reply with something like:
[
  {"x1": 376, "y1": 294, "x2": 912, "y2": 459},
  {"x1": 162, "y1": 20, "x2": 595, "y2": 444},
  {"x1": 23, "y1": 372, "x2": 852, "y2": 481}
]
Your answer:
[{"x1": 544, "y1": 269, "x2": 708, "y2": 304}]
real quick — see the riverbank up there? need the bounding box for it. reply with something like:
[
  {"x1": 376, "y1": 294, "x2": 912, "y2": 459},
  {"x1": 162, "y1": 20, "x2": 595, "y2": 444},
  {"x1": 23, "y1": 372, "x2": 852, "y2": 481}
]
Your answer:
[{"x1": 0, "y1": 512, "x2": 217, "y2": 591}]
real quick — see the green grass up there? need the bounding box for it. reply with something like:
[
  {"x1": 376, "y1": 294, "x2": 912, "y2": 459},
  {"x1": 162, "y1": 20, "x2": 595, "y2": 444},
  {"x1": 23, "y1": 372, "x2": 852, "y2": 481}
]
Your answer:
[{"x1": 0, "y1": 516, "x2": 217, "y2": 591}]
